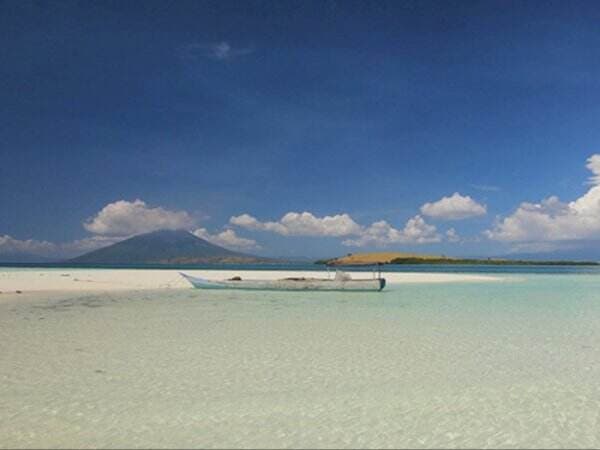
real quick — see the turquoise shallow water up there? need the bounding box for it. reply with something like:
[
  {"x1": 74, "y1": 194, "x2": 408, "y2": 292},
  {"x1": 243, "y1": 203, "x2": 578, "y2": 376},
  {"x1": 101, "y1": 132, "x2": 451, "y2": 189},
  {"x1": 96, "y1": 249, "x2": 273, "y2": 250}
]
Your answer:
[{"x1": 2, "y1": 274, "x2": 600, "y2": 448}]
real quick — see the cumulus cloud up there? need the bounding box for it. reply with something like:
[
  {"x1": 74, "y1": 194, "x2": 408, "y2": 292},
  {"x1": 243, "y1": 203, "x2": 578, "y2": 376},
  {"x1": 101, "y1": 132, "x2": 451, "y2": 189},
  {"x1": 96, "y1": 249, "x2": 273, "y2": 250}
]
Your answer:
[
  {"x1": 3, "y1": 199, "x2": 200, "y2": 259},
  {"x1": 342, "y1": 216, "x2": 441, "y2": 247},
  {"x1": 486, "y1": 154, "x2": 600, "y2": 246},
  {"x1": 587, "y1": 154, "x2": 600, "y2": 185},
  {"x1": 420, "y1": 193, "x2": 487, "y2": 220},
  {"x1": 231, "y1": 210, "x2": 440, "y2": 247},
  {"x1": 0, "y1": 234, "x2": 130, "y2": 259},
  {"x1": 230, "y1": 212, "x2": 362, "y2": 237},
  {"x1": 84, "y1": 199, "x2": 195, "y2": 236},
  {"x1": 485, "y1": 192, "x2": 600, "y2": 242},
  {"x1": 2, "y1": 199, "x2": 195, "y2": 259},
  {"x1": 61, "y1": 235, "x2": 127, "y2": 254},
  {"x1": 193, "y1": 228, "x2": 259, "y2": 251},
  {"x1": 0, "y1": 235, "x2": 57, "y2": 256},
  {"x1": 229, "y1": 214, "x2": 287, "y2": 234},
  {"x1": 5, "y1": 201, "x2": 445, "y2": 259}
]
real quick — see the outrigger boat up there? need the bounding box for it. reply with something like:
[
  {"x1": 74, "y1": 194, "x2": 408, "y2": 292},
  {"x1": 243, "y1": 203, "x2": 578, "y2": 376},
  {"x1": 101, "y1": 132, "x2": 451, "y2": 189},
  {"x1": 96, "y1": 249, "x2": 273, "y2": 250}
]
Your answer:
[{"x1": 179, "y1": 270, "x2": 386, "y2": 292}]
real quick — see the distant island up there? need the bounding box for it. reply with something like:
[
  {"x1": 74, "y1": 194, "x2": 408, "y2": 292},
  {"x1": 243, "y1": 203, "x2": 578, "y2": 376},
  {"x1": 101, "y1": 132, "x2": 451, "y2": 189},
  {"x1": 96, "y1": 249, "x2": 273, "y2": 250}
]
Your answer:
[
  {"x1": 69, "y1": 229, "x2": 273, "y2": 265},
  {"x1": 316, "y1": 252, "x2": 599, "y2": 266}
]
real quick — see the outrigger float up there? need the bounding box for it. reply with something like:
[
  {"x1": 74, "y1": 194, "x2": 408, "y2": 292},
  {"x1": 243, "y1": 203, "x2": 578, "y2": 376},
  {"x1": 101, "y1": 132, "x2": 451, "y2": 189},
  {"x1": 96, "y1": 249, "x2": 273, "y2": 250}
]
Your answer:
[{"x1": 179, "y1": 270, "x2": 386, "y2": 292}]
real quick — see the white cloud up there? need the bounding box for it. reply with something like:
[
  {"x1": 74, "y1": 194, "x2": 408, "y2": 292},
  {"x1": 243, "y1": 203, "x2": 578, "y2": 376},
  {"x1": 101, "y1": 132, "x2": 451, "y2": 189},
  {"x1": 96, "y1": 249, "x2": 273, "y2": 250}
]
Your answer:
[
  {"x1": 587, "y1": 154, "x2": 600, "y2": 185},
  {"x1": 84, "y1": 199, "x2": 195, "y2": 236},
  {"x1": 342, "y1": 216, "x2": 441, "y2": 247},
  {"x1": 3, "y1": 199, "x2": 199, "y2": 259},
  {"x1": 421, "y1": 192, "x2": 487, "y2": 220},
  {"x1": 62, "y1": 235, "x2": 127, "y2": 254},
  {"x1": 230, "y1": 211, "x2": 362, "y2": 237},
  {"x1": 0, "y1": 234, "x2": 129, "y2": 259},
  {"x1": 232, "y1": 211, "x2": 440, "y2": 247},
  {"x1": 485, "y1": 191, "x2": 600, "y2": 241},
  {"x1": 229, "y1": 213, "x2": 288, "y2": 234},
  {"x1": 486, "y1": 154, "x2": 600, "y2": 246},
  {"x1": 401, "y1": 215, "x2": 441, "y2": 243},
  {"x1": 192, "y1": 228, "x2": 259, "y2": 251},
  {"x1": 446, "y1": 228, "x2": 460, "y2": 243},
  {"x1": 420, "y1": 192, "x2": 487, "y2": 220},
  {"x1": 0, "y1": 235, "x2": 57, "y2": 256}
]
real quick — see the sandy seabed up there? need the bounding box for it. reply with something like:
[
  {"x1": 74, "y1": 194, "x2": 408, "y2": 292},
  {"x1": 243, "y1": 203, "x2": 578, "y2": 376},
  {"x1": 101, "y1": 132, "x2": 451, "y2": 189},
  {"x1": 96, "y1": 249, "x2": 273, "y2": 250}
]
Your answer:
[{"x1": 4, "y1": 269, "x2": 600, "y2": 448}]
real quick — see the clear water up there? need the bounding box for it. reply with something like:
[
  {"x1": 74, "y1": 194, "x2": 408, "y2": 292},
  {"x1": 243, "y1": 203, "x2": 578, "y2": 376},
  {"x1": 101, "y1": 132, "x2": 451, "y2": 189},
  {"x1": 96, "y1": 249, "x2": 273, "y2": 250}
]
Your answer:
[{"x1": 2, "y1": 274, "x2": 600, "y2": 448}]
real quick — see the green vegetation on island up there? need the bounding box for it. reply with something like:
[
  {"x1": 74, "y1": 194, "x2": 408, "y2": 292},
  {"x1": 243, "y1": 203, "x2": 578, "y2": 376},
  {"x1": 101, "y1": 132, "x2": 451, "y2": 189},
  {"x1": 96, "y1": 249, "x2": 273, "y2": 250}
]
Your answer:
[
  {"x1": 316, "y1": 252, "x2": 599, "y2": 266},
  {"x1": 387, "y1": 257, "x2": 598, "y2": 266}
]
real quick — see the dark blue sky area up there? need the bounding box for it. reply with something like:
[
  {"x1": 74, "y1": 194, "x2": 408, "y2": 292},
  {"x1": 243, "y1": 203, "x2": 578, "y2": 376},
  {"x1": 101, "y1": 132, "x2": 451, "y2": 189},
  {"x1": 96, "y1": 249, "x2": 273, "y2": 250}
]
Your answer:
[{"x1": 2, "y1": 1, "x2": 600, "y2": 257}]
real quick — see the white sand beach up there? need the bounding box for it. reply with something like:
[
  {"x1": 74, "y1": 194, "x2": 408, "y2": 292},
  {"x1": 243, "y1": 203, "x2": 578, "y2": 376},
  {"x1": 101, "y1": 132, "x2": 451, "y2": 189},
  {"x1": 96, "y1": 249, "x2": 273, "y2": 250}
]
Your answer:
[{"x1": 0, "y1": 268, "x2": 501, "y2": 298}]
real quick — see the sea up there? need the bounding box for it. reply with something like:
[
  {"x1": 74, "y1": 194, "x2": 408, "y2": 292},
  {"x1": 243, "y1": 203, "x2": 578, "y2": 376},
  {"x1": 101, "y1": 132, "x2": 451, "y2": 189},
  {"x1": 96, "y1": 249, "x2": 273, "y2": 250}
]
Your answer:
[
  {"x1": 2, "y1": 264, "x2": 600, "y2": 448},
  {"x1": 3, "y1": 261, "x2": 600, "y2": 274}
]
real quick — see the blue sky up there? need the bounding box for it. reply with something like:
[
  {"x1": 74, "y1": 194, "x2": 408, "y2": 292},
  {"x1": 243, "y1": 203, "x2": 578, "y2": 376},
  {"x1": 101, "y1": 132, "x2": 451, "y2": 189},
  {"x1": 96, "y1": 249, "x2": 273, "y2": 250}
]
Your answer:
[{"x1": 2, "y1": 0, "x2": 600, "y2": 259}]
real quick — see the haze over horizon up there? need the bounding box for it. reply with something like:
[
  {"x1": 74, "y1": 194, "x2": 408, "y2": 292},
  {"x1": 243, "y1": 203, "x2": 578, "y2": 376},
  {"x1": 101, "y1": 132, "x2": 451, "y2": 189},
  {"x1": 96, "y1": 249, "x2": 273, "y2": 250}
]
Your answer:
[{"x1": 3, "y1": 1, "x2": 600, "y2": 260}]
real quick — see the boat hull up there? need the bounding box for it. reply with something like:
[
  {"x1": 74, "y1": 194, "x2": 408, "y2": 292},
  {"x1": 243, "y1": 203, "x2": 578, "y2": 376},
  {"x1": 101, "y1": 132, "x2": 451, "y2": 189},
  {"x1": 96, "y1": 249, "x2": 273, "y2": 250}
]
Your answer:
[{"x1": 179, "y1": 273, "x2": 385, "y2": 292}]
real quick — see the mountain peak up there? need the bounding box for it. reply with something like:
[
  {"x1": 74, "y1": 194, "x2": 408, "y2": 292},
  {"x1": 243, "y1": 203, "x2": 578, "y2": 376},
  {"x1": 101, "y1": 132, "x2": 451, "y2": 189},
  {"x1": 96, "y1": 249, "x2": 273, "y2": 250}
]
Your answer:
[{"x1": 69, "y1": 229, "x2": 267, "y2": 264}]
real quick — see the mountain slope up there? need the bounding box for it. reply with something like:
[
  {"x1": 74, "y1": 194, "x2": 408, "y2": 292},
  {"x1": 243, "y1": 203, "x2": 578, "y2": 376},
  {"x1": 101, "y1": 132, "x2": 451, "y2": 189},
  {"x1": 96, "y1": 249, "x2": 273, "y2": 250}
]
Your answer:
[{"x1": 69, "y1": 229, "x2": 266, "y2": 264}]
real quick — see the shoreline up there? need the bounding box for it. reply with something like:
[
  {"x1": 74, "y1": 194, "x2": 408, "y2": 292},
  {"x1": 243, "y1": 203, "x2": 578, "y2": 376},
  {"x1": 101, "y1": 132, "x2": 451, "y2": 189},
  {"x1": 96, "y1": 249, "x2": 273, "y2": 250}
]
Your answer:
[{"x1": 0, "y1": 268, "x2": 502, "y2": 298}]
